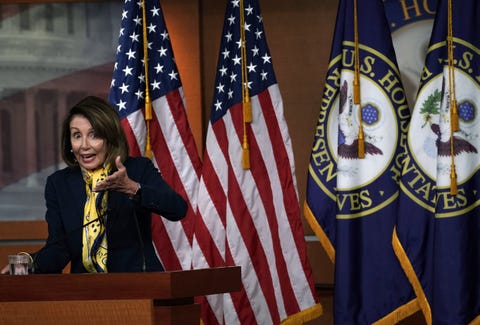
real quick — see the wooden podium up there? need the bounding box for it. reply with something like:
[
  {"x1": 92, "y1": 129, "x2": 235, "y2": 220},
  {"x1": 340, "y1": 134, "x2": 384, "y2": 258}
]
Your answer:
[{"x1": 0, "y1": 266, "x2": 241, "y2": 324}]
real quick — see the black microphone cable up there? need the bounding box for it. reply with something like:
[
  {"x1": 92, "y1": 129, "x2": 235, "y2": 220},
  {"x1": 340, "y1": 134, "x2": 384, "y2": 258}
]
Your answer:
[{"x1": 132, "y1": 207, "x2": 146, "y2": 272}]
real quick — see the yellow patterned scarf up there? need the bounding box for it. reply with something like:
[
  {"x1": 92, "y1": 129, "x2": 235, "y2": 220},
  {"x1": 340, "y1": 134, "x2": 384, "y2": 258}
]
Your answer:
[{"x1": 81, "y1": 166, "x2": 110, "y2": 273}]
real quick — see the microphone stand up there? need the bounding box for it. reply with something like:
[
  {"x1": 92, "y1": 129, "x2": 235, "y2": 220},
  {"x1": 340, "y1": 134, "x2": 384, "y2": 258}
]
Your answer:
[{"x1": 132, "y1": 207, "x2": 146, "y2": 272}]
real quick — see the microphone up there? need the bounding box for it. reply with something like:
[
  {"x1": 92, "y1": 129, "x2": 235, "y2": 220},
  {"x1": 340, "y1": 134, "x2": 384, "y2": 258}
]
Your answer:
[{"x1": 32, "y1": 215, "x2": 104, "y2": 273}]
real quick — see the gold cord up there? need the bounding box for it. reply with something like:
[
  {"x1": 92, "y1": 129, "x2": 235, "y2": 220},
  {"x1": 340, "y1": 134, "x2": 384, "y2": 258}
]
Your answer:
[
  {"x1": 142, "y1": 0, "x2": 152, "y2": 158},
  {"x1": 353, "y1": 0, "x2": 364, "y2": 158},
  {"x1": 240, "y1": 0, "x2": 251, "y2": 169},
  {"x1": 447, "y1": 0, "x2": 457, "y2": 195}
]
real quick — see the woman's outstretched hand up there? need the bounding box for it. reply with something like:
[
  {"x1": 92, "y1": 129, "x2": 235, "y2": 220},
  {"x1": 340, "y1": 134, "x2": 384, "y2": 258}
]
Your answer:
[{"x1": 94, "y1": 156, "x2": 139, "y2": 196}]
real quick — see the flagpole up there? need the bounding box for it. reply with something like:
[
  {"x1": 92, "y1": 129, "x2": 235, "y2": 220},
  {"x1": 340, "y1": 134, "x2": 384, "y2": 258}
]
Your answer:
[{"x1": 142, "y1": 0, "x2": 153, "y2": 159}]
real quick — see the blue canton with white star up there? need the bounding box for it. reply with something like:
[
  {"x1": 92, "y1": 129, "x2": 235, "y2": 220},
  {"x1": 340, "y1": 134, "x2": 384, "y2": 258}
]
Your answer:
[
  {"x1": 210, "y1": 0, "x2": 277, "y2": 123},
  {"x1": 109, "y1": 0, "x2": 182, "y2": 119}
]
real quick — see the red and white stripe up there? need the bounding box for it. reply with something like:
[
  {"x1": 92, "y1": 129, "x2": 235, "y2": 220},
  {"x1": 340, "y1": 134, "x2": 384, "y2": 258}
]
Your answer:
[
  {"x1": 121, "y1": 87, "x2": 201, "y2": 271},
  {"x1": 193, "y1": 84, "x2": 319, "y2": 324}
]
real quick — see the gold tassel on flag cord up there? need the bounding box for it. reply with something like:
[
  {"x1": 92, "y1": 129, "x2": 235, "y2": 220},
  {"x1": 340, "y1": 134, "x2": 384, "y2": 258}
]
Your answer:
[
  {"x1": 449, "y1": 137, "x2": 457, "y2": 195},
  {"x1": 240, "y1": 0, "x2": 251, "y2": 169},
  {"x1": 447, "y1": 0, "x2": 457, "y2": 195},
  {"x1": 449, "y1": 160, "x2": 458, "y2": 195},
  {"x1": 447, "y1": 0, "x2": 459, "y2": 132},
  {"x1": 353, "y1": 0, "x2": 364, "y2": 158},
  {"x1": 141, "y1": 0, "x2": 152, "y2": 159}
]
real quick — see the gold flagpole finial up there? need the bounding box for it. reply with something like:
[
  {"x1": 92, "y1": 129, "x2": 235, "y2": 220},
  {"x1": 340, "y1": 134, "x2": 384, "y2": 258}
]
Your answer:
[{"x1": 142, "y1": 0, "x2": 152, "y2": 159}]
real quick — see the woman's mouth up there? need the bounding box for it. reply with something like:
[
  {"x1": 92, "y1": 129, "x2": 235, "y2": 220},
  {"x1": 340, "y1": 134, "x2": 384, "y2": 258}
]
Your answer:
[{"x1": 80, "y1": 154, "x2": 96, "y2": 163}]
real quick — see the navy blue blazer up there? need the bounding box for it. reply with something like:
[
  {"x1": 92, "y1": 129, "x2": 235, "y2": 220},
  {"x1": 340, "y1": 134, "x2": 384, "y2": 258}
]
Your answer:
[{"x1": 33, "y1": 157, "x2": 187, "y2": 273}]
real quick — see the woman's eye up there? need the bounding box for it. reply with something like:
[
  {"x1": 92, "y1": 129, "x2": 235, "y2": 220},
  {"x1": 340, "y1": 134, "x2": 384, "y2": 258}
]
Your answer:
[{"x1": 71, "y1": 133, "x2": 81, "y2": 139}]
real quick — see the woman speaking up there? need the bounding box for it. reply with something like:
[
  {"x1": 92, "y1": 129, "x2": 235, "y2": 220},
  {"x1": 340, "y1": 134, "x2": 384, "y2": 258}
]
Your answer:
[{"x1": 3, "y1": 96, "x2": 187, "y2": 274}]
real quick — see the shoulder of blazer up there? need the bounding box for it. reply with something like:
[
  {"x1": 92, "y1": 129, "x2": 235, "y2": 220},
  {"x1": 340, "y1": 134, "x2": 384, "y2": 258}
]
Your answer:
[
  {"x1": 46, "y1": 166, "x2": 84, "y2": 194},
  {"x1": 47, "y1": 166, "x2": 81, "y2": 182}
]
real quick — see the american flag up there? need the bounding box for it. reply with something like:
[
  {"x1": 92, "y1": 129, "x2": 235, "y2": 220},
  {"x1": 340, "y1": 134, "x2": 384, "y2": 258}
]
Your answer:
[
  {"x1": 191, "y1": 0, "x2": 321, "y2": 323},
  {"x1": 108, "y1": 0, "x2": 201, "y2": 270}
]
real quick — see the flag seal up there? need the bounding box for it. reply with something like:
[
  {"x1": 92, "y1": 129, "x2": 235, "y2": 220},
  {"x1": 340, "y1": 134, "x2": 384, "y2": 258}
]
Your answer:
[{"x1": 311, "y1": 42, "x2": 410, "y2": 219}]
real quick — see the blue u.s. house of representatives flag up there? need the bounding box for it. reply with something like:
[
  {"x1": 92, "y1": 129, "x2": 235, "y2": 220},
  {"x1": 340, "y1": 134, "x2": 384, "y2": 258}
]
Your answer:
[
  {"x1": 304, "y1": 0, "x2": 418, "y2": 323},
  {"x1": 393, "y1": 0, "x2": 480, "y2": 324}
]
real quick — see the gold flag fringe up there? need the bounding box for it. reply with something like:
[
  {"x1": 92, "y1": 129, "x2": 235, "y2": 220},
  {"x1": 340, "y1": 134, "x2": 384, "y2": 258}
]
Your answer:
[
  {"x1": 279, "y1": 304, "x2": 323, "y2": 325},
  {"x1": 392, "y1": 227, "x2": 432, "y2": 325}
]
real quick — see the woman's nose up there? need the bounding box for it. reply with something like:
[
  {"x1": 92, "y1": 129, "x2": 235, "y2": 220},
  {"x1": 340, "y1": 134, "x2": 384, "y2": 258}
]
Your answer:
[{"x1": 80, "y1": 137, "x2": 90, "y2": 149}]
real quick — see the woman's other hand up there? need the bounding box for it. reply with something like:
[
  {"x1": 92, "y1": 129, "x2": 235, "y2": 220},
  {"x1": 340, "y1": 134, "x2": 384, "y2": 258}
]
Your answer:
[{"x1": 1, "y1": 264, "x2": 9, "y2": 274}]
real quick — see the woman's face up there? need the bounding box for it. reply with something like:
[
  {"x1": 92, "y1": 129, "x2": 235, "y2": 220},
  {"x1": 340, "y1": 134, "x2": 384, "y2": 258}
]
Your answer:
[{"x1": 70, "y1": 115, "x2": 107, "y2": 171}]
